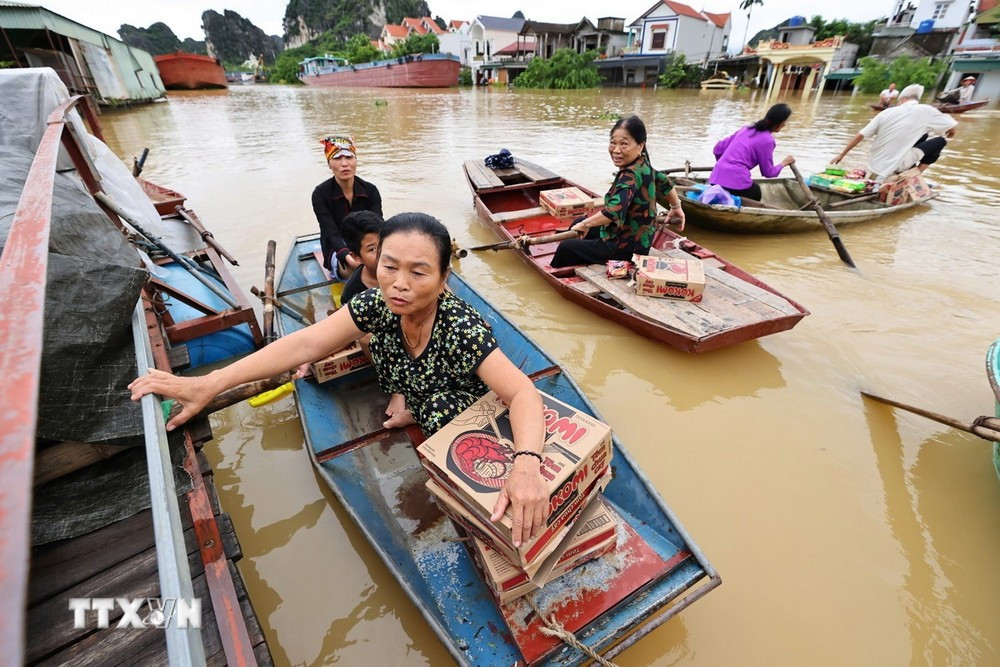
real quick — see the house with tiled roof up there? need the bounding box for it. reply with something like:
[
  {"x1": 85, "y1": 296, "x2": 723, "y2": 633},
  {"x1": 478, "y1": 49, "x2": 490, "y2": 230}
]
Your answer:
[
  {"x1": 419, "y1": 17, "x2": 445, "y2": 35},
  {"x1": 402, "y1": 17, "x2": 426, "y2": 35},
  {"x1": 380, "y1": 23, "x2": 409, "y2": 49},
  {"x1": 449, "y1": 20, "x2": 468, "y2": 32},
  {"x1": 627, "y1": 0, "x2": 731, "y2": 63}
]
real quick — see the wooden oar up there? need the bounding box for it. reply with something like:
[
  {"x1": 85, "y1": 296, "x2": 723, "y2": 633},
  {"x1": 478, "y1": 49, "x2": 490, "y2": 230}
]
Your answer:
[
  {"x1": 262, "y1": 240, "x2": 276, "y2": 343},
  {"x1": 459, "y1": 230, "x2": 580, "y2": 258},
  {"x1": 660, "y1": 165, "x2": 713, "y2": 174},
  {"x1": 861, "y1": 391, "x2": 1000, "y2": 441},
  {"x1": 789, "y1": 163, "x2": 857, "y2": 269}
]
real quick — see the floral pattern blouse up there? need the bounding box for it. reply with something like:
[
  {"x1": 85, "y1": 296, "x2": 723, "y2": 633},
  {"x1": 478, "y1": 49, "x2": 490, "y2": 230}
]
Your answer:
[{"x1": 347, "y1": 288, "x2": 497, "y2": 433}]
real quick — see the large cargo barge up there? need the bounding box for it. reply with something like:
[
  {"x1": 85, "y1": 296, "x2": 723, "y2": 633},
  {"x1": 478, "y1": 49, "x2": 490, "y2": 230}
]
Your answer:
[
  {"x1": 155, "y1": 52, "x2": 228, "y2": 90},
  {"x1": 298, "y1": 53, "x2": 459, "y2": 88}
]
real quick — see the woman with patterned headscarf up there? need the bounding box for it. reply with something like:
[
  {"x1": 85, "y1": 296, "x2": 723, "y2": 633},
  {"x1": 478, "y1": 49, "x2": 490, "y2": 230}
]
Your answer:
[
  {"x1": 312, "y1": 135, "x2": 383, "y2": 278},
  {"x1": 550, "y1": 115, "x2": 685, "y2": 268}
]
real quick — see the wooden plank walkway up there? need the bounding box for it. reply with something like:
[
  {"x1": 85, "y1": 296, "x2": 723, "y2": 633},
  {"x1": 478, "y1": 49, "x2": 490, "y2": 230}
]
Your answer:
[{"x1": 25, "y1": 423, "x2": 272, "y2": 666}]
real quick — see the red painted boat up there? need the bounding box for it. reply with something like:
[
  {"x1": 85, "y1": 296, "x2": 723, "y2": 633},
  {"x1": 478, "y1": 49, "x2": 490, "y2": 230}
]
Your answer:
[
  {"x1": 298, "y1": 53, "x2": 459, "y2": 88},
  {"x1": 138, "y1": 178, "x2": 186, "y2": 216},
  {"x1": 154, "y1": 52, "x2": 228, "y2": 90},
  {"x1": 462, "y1": 158, "x2": 809, "y2": 353}
]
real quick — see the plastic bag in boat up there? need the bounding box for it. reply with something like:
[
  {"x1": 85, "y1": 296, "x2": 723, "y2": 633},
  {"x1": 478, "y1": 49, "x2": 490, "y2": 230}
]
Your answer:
[{"x1": 484, "y1": 148, "x2": 514, "y2": 169}]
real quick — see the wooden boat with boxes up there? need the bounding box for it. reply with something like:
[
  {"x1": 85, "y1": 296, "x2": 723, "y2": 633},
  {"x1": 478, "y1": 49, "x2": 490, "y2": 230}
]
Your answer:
[
  {"x1": 273, "y1": 233, "x2": 720, "y2": 665},
  {"x1": 670, "y1": 167, "x2": 937, "y2": 234},
  {"x1": 462, "y1": 158, "x2": 809, "y2": 353}
]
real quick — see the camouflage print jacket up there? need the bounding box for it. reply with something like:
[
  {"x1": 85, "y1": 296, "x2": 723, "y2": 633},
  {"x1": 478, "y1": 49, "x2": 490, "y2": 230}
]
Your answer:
[{"x1": 600, "y1": 154, "x2": 674, "y2": 251}]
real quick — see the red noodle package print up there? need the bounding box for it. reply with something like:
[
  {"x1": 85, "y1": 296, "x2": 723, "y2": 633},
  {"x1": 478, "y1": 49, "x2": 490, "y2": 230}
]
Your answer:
[{"x1": 416, "y1": 390, "x2": 613, "y2": 571}]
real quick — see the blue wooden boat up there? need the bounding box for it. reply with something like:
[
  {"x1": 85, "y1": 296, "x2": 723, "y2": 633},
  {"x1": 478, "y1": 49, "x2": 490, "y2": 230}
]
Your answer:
[
  {"x1": 275, "y1": 233, "x2": 720, "y2": 665},
  {"x1": 989, "y1": 339, "x2": 1000, "y2": 481}
]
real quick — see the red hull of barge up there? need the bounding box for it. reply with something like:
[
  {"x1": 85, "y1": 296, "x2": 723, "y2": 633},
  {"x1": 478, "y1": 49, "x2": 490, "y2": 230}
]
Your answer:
[
  {"x1": 299, "y1": 59, "x2": 459, "y2": 88},
  {"x1": 155, "y1": 53, "x2": 228, "y2": 90}
]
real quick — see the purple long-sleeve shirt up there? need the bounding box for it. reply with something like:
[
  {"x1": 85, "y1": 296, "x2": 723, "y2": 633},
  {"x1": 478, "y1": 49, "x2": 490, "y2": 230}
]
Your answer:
[{"x1": 709, "y1": 126, "x2": 783, "y2": 190}]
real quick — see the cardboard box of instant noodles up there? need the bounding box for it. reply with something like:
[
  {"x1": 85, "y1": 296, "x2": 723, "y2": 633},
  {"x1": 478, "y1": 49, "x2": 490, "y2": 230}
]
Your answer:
[
  {"x1": 632, "y1": 255, "x2": 705, "y2": 302},
  {"x1": 539, "y1": 186, "x2": 601, "y2": 218},
  {"x1": 416, "y1": 390, "x2": 613, "y2": 572},
  {"x1": 471, "y1": 494, "x2": 618, "y2": 604},
  {"x1": 310, "y1": 340, "x2": 370, "y2": 383}
]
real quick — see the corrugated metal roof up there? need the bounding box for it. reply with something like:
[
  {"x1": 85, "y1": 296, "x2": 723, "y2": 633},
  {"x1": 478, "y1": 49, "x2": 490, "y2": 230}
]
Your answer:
[{"x1": 0, "y1": 5, "x2": 164, "y2": 102}]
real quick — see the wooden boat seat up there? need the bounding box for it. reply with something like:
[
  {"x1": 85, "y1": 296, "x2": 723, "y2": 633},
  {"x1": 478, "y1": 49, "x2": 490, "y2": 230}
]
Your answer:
[
  {"x1": 463, "y1": 160, "x2": 505, "y2": 189},
  {"x1": 493, "y1": 206, "x2": 547, "y2": 223}
]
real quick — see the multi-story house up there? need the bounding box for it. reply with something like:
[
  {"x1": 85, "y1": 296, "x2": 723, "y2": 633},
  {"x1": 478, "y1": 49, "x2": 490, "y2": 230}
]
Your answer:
[
  {"x1": 627, "y1": 1, "x2": 731, "y2": 63},
  {"x1": 467, "y1": 15, "x2": 526, "y2": 84},
  {"x1": 945, "y1": 1, "x2": 999, "y2": 101}
]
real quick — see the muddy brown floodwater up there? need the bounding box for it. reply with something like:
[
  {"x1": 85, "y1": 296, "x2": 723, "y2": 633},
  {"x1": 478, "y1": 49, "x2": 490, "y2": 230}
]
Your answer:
[{"x1": 100, "y1": 85, "x2": 1000, "y2": 665}]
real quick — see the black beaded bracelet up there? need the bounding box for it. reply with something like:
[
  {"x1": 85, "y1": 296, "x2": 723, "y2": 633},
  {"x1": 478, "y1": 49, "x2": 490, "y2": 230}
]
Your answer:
[{"x1": 512, "y1": 450, "x2": 543, "y2": 464}]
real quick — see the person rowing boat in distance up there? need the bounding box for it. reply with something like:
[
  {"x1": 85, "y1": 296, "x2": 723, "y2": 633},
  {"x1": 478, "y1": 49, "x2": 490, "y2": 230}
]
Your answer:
[
  {"x1": 130, "y1": 213, "x2": 550, "y2": 546},
  {"x1": 879, "y1": 83, "x2": 899, "y2": 107},
  {"x1": 938, "y1": 76, "x2": 977, "y2": 105},
  {"x1": 550, "y1": 115, "x2": 685, "y2": 268},
  {"x1": 708, "y1": 103, "x2": 795, "y2": 203}
]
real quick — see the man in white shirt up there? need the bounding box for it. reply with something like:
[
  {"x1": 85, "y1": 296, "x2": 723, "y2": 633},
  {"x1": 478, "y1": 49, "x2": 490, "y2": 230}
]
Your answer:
[
  {"x1": 832, "y1": 84, "x2": 957, "y2": 179},
  {"x1": 879, "y1": 82, "x2": 899, "y2": 106},
  {"x1": 939, "y1": 76, "x2": 976, "y2": 105}
]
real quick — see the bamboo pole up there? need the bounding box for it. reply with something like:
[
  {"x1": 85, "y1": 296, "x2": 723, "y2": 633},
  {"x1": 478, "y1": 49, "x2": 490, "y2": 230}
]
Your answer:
[{"x1": 861, "y1": 391, "x2": 1000, "y2": 442}]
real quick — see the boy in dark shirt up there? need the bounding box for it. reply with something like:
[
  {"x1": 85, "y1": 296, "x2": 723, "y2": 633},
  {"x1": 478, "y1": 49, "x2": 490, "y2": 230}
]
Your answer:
[{"x1": 339, "y1": 210, "x2": 383, "y2": 305}]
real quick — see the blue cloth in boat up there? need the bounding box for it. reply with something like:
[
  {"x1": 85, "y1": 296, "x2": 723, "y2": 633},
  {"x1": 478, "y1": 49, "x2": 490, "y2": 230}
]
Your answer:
[{"x1": 347, "y1": 289, "x2": 498, "y2": 434}]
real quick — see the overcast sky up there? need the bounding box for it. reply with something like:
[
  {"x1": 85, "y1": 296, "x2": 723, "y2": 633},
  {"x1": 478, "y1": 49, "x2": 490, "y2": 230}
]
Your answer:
[{"x1": 39, "y1": 0, "x2": 896, "y2": 49}]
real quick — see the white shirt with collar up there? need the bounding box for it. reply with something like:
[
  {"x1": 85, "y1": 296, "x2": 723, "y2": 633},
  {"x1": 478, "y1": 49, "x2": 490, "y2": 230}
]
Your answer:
[{"x1": 859, "y1": 99, "x2": 957, "y2": 178}]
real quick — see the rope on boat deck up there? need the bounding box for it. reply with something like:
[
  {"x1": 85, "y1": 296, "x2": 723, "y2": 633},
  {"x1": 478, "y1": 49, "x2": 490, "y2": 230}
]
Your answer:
[{"x1": 526, "y1": 598, "x2": 619, "y2": 667}]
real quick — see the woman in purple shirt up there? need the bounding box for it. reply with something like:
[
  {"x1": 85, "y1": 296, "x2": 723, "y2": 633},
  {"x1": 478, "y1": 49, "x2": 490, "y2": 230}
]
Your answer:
[{"x1": 709, "y1": 103, "x2": 795, "y2": 202}]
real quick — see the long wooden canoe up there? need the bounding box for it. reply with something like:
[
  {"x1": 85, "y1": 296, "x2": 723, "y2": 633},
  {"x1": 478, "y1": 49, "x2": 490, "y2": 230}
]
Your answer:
[
  {"x1": 462, "y1": 158, "x2": 808, "y2": 353},
  {"x1": 989, "y1": 339, "x2": 1000, "y2": 482},
  {"x1": 869, "y1": 100, "x2": 989, "y2": 114},
  {"x1": 672, "y1": 174, "x2": 936, "y2": 234},
  {"x1": 275, "y1": 233, "x2": 720, "y2": 665}
]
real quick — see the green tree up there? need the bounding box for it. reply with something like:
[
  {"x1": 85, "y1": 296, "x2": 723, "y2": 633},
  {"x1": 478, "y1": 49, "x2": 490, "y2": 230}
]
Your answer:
[
  {"x1": 658, "y1": 53, "x2": 704, "y2": 88},
  {"x1": 270, "y1": 43, "x2": 319, "y2": 84},
  {"x1": 343, "y1": 33, "x2": 380, "y2": 63},
  {"x1": 853, "y1": 55, "x2": 947, "y2": 94},
  {"x1": 515, "y1": 48, "x2": 601, "y2": 89},
  {"x1": 390, "y1": 33, "x2": 439, "y2": 57}
]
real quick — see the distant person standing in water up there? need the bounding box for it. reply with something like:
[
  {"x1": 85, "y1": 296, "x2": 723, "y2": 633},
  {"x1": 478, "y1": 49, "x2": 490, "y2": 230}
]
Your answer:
[
  {"x1": 708, "y1": 103, "x2": 795, "y2": 202},
  {"x1": 312, "y1": 135, "x2": 383, "y2": 279}
]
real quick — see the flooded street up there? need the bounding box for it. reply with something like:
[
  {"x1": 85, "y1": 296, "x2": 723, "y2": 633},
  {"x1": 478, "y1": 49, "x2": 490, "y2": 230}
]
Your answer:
[{"x1": 101, "y1": 85, "x2": 1000, "y2": 665}]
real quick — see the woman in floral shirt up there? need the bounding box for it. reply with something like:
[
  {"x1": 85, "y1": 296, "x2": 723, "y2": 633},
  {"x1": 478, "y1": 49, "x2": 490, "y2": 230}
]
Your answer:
[
  {"x1": 130, "y1": 213, "x2": 550, "y2": 545},
  {"x1": 551, "y1": 115, "x2": 685, "y2": 268}
]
